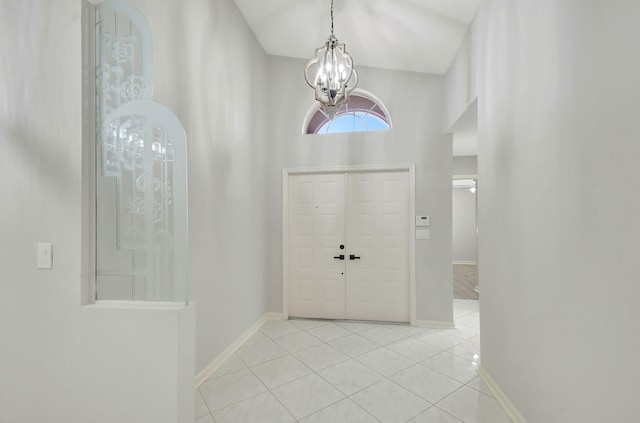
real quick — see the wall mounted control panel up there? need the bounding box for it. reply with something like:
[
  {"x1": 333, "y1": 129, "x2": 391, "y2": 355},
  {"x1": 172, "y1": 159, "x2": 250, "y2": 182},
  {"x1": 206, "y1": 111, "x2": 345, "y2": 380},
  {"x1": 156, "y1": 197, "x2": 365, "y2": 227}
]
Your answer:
[{"x1": 416, "y1": 215, "x2": 431, "y2": 226}]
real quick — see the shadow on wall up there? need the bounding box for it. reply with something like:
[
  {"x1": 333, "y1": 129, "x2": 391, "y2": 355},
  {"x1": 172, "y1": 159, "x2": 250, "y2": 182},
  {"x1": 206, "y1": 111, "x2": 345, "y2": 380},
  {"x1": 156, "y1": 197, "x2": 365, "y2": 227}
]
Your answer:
[{"x1": 1, "y1": 117, "x2": 77, "y2": 201}]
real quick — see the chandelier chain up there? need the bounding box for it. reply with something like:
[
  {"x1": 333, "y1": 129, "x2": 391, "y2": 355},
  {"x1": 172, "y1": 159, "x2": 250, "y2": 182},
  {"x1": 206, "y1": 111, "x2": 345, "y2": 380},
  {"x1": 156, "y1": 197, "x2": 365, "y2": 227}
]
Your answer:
[{"x1": 330, "y1": 0, "x2": 334, "y2": 34}]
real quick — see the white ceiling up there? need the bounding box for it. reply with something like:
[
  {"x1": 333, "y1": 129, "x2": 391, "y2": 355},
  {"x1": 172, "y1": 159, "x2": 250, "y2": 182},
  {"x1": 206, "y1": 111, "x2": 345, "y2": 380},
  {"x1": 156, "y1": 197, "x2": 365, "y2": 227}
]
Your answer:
[{"x1": 232, "y1": 0, "x2": 483, "y2": 75}]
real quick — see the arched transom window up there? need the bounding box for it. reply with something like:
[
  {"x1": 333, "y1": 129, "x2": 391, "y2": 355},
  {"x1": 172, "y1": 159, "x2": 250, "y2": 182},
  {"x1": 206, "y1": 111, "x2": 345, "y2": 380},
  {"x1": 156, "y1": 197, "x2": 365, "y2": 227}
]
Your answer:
[{"x1": 304, "y1": 90, "x2": 392, "y2": 135}]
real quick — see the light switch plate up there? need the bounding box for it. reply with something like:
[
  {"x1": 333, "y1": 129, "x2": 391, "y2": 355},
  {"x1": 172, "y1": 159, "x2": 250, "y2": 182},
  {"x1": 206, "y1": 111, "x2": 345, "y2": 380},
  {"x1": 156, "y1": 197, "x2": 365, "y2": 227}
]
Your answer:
[
  {"x1": 416, "y1": 230, "x2": 430, "y2": 240},
  {"x1": 37, "y1": 243, "x2": 53, "y2": 269}
]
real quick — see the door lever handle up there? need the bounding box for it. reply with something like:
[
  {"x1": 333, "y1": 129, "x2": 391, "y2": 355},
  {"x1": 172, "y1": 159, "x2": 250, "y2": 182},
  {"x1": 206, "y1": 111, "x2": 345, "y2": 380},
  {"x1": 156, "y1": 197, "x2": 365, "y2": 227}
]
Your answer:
[
  {"x1": 349, "y1": 254, "x2": 360, "y2": 260},
  {"x1": 333, "y1": 255, "x2": 345, "y2": 260}
]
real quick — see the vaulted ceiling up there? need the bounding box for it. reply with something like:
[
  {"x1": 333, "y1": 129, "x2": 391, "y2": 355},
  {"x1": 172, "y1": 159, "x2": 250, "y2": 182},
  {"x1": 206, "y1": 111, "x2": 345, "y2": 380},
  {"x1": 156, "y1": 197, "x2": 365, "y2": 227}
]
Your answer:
[{"x1": 232, "y1": 0, "x2": 483, "y2": 75}]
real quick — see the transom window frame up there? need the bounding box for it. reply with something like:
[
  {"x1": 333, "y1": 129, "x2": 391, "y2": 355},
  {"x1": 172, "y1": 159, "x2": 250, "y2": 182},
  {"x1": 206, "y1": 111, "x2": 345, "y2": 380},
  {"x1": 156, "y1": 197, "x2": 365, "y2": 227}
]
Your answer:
[{"x1": 302, "y1": 88, "x2": 393, "y2": 135}]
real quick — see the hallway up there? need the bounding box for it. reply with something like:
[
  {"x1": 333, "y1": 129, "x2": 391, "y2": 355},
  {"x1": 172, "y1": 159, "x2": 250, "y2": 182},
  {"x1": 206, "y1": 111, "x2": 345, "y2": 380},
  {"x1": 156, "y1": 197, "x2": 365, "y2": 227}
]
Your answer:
[
  {"x1": 195, "y1": 300, "x2": 510, "y2": 422},
  {"x1": 453, "y1": 264, "x2": 479, "y2": 300}
]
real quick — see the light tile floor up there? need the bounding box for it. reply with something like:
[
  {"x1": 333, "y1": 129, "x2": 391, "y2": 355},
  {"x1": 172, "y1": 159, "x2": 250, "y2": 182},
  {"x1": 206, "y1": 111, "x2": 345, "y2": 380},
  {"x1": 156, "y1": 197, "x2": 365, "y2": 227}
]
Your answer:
[{"x1": 195, "y1": 299, "x2": 512, "y2": 423}]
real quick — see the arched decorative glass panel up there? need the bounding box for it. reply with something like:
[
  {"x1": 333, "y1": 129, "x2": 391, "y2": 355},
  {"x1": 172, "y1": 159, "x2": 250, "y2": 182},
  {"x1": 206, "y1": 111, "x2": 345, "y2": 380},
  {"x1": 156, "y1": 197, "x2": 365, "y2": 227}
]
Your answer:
[
  {"x1": 304, "y1": 91, "x2": 391, "y2": 135},
  {"x1": 96, "y1": 0, "x2": 153, "y2": 177},
  {"x1": 98, "y1": 101, "x2": 188, "y2": 302},
  {"x1": 95, "y1": 1, "x2": 188, "y2": 303},
  {"x1": 318, "y1": 112, "x2": 389, "y2": 134}
]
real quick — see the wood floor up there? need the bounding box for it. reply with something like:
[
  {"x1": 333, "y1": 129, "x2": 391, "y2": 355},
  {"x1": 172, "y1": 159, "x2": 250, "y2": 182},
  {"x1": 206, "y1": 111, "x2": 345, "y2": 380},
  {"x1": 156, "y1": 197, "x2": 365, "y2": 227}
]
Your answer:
[{"x1": 453, "y1": 264, "x2": 479, "y2": 300}]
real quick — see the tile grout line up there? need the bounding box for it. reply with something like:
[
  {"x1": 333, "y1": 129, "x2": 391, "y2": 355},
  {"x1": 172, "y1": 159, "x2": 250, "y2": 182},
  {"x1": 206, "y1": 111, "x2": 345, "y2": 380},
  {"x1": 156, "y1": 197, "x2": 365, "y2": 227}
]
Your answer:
[
  {"x1": 278, "y1": 328, "x2": 350, "y2": 422},
  {"x1": 198, "y1": 305, "x2": 487, "y2": 422},
  {"x1": 195, "y1": 387, "x2": 215, "y2": 422},
  {"x1": 245, "y1": 323, "x2": 365, "y2": 422},
  {"x1": 286, "y1": 323, "x2": 404, "y2": 421},
  {"x1": 294, "y1": 324, "x2": 386, "y2": 423},
  {"x1": 241, "y1": 332, "x2": 312, "y2": 421},
  {"x1": 304, "y1": 326, "x2": 435, "y2": 422},
  {"x1": 245, "y1": 358, "x2": 300, "y2": 423}
]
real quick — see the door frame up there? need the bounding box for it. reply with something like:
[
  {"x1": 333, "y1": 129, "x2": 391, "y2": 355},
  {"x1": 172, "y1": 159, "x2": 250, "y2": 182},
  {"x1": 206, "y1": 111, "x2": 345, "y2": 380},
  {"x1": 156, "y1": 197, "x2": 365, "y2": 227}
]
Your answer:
[{"x1": 282, "y1": 164, "x2": 417, "y2": 325}]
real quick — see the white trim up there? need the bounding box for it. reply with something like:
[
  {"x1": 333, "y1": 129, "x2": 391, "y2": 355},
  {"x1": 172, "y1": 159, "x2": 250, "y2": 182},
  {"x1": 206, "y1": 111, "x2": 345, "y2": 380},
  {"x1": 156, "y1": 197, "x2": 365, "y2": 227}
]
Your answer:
[
  {"x1": 353, "y1": 88, "x2": 394, "y2": 128},
  {"x1": 478, "y1": 366, "x2": 528, "y2": 423},
  {"x1": 452, "y1": 174, "x2": 478, "y2": 180},
  {"x1": 282, "y1": 168, "x2": 290, "y2": 320},
  {"x1": 81, "y1": 0, "x2": 97, "y2": 305},
  {"x1": 301, "y1": 102, "x2": 320, "y2": 134},
  {"x1": 86, "y1": 300, "x2": 188, "y2": 311},
  {"x1": 282, "y1": 164, "x2": 416, "y2": 324},
  {"x1": 408, "y1": 165, "x2": 416, "y2": 325},
  {"x1": 194, "y1": 312, "x2": 283, "y2": 388},
  {"x1": 285, "y1": 163, "x2": 415, "y2": 175},
  {"x1": 453, "y1": 261, "x2": 477, "y2": 265},
  {"x1": 415, "y1": 319, "x2": 456, "y2": 329}
]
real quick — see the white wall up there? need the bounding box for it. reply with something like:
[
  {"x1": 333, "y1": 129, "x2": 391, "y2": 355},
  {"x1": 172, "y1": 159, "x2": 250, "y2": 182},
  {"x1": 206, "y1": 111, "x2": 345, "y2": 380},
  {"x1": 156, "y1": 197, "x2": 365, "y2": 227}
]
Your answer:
[
  {"x1": 265, "y1": 57, "x2": 454, "y2": 323},
  {"x1": 446, "y1": 1, "x2": 640, "y2": 421},
  {"x1": 453, "y1": 155, "x2": 478, "y2": 175},
  {"x1": 125, "y1": 0, "x2": 271, "y2": 373},
  {"x1": 0, "y1": 1, "x2": 194, "y2": 422},
  {"x1": 444, "y1": 29, "x2": 477, "y2": 131},
  {"x1": 452, "y1": 188, "x2": 476, "y2": 263}
]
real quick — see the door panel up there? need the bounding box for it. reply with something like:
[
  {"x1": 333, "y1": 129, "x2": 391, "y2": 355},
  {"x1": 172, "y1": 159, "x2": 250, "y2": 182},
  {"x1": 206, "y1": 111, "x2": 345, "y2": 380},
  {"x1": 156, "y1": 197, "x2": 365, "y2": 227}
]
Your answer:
[
  {"x1": 288, "y1": 174, "x2": 346, "y2": 319},
  {"x1": 346, "y1": 171, "x2": 410, "y2": 322},
  {"x1": 288, "y1": 170, "x2": 410, "y2": 322}
]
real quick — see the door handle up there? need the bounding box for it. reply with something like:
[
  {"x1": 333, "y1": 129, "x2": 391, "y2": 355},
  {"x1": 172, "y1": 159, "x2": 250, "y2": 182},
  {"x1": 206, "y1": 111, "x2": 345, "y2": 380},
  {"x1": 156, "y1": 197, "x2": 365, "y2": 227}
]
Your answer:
[
  {"x1": 349, "y1": 254, "x2": 360, "y2": 260},
  {"x1": 334, "y1": 255, "x2": 345, "y2": 260}
]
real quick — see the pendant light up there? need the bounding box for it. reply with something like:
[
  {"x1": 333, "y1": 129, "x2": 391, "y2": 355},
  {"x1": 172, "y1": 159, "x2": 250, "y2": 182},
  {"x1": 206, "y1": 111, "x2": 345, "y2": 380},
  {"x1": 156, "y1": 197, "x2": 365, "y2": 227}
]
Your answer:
[{"x1": 304, "y1": 0, "x2": 358, "y2": 119}]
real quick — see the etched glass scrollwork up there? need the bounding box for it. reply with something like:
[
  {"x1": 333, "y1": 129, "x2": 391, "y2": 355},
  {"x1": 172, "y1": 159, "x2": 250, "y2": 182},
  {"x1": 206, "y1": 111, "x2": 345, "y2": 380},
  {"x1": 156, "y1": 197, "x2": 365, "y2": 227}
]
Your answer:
[{"x1": 95, "y1": 1, "x2": 188, "y2": 302}]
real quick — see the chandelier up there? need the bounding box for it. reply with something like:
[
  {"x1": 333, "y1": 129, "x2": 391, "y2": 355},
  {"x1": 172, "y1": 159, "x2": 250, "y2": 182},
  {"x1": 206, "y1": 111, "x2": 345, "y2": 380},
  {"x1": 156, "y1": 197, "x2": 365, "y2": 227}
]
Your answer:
[{"x1": 304, "y1": 0, "x2": 358, "y2": 119}]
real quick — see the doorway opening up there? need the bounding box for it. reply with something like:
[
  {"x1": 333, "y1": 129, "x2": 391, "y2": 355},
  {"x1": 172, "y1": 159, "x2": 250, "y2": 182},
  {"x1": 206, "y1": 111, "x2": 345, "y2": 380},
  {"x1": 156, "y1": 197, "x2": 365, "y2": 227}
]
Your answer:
[
  {"x1": 452, "y1": 177, "x2": 478, "y2": 299},
  {"x1": 449, "y1": 99, "x2": 479, "y2": 301}
]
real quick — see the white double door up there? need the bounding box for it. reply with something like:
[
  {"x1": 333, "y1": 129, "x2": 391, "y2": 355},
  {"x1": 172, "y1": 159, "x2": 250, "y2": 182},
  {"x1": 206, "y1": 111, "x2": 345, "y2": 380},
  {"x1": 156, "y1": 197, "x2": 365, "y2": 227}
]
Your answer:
[{"x1": 288, "y1": 171, "x2": 410, "y2": 322}]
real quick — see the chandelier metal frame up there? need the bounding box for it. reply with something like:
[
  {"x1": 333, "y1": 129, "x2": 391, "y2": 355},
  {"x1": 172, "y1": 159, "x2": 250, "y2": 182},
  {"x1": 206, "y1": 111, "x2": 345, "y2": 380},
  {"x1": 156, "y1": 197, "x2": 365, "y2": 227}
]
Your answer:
[{"x1": 304, "y1": 0, "x2": 358, "y2": 119}]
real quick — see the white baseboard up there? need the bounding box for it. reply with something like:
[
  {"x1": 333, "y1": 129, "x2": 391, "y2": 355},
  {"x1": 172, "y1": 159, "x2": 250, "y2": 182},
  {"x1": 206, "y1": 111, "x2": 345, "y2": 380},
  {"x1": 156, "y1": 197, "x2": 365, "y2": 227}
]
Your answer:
[
  {"x1": 452, "y1": 261, "x2": 477, "y2": 265},
  {"x1": 415, "y1": 319, "x2": 455, "y2": 329},
  {"x1": 194, "y1": 312, "x2": 283, "y2": 388},
  {"x1": 263, "y1": 312, "x2": 284, "y2": 321},
  {"x1": 478, "y1": 366, "x2": 527, "y2": 423}
]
